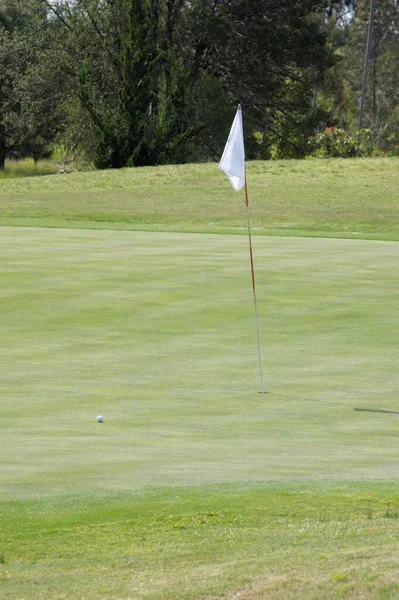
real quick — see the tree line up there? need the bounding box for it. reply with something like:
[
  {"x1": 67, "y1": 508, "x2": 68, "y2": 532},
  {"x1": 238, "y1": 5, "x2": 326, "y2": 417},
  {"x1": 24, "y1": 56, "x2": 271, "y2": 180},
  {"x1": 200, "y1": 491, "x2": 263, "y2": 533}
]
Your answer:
[{"x1": 0, "y1": 0, "x2": 398, "y2": 169}]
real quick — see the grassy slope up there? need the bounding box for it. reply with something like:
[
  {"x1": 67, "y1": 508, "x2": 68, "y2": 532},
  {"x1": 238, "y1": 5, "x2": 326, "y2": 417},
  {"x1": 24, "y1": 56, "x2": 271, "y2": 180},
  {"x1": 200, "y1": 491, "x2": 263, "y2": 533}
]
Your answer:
[
  {"x1": 1, "y1": 225, "x2": 398, "y2": 599},
  {"x1": 0, "y1": 157, "x2": 398, "y2": 240}
]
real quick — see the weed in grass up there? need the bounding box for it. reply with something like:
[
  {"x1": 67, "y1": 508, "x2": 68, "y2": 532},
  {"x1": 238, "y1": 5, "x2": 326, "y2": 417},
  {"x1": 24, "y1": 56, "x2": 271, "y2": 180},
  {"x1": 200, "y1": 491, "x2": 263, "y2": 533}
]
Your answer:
[{"x1": 384, "y1": 509, "x2": 399, "y2": 519}]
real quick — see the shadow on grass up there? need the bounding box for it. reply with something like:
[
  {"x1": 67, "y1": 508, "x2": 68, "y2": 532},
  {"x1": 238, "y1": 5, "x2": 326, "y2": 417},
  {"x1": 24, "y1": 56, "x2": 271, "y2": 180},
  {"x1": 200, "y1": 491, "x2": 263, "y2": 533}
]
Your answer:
[{"x1": 354, "y1": 408, "x2": 399, "y2": 416}]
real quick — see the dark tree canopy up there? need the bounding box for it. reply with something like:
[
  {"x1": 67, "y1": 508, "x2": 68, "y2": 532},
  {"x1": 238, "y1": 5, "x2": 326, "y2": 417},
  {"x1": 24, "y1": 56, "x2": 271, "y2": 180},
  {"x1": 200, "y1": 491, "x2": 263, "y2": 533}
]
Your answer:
[{"x1": 0, "y1": 0, "x2": 397, "y2": 167}]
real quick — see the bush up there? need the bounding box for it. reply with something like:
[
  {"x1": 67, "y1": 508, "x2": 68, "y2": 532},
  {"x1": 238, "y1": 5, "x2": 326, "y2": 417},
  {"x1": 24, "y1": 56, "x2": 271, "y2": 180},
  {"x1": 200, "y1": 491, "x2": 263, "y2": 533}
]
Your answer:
[{"x1": 307, "y1": 127, "x2": 377, "y2": 158}]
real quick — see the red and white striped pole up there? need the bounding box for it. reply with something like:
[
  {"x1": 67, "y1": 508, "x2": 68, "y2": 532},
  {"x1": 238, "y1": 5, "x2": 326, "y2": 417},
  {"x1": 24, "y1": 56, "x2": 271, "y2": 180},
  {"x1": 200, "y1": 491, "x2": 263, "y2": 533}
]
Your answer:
[{"x1": 244, "y1": 171, "x2": 265, "y2": 394}]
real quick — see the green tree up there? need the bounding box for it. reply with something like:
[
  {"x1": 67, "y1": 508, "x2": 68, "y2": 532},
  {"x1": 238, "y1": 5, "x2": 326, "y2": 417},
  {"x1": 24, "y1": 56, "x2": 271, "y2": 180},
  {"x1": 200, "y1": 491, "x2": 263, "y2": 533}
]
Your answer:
[
  {"x1": 43, "y1": 0, "x2": 338, "y2": 165},
  {"x1": 0, "y1": 0, "x2": 343, "y2": 167},
  {"x1": 69, "y1": 0, "x2": 209, "y2": 167},
  {"x1": 0, "y1": 0, "x2": 21, "y2": 168},
  {"x1": 203, "y1": 0, "x2": 337, "y2": 158},
  {"x1": 322, "y1": 0, "x2": 399, "y2": 153},
  {"x1": 0, "y1": 0, "x2": 64, "y2": 167}
]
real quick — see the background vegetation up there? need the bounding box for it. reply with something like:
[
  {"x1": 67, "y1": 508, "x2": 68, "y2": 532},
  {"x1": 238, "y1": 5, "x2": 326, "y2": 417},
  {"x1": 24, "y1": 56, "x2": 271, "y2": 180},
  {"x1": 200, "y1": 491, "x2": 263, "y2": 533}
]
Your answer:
[{"x1": 0, "y1": 0, "x2": 398, "y2": 169}]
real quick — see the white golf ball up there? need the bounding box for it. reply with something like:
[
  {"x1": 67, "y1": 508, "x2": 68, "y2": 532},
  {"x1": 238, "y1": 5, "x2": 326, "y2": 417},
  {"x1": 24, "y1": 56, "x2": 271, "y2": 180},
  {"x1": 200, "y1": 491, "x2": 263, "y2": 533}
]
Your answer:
[{"x1": 97, "y1": 415, "x2": 104, "y2": 423}]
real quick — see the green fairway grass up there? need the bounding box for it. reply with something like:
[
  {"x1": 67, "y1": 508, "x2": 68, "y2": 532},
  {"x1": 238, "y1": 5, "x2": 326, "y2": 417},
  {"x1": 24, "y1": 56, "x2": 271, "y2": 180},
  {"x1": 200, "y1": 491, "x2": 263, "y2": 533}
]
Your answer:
[
  {"x1": 0, "y1": 157, "x2": 398, "y2": 240},
  {"x1": 1, "y1": 226, "x2": 398, "y2": 599}
]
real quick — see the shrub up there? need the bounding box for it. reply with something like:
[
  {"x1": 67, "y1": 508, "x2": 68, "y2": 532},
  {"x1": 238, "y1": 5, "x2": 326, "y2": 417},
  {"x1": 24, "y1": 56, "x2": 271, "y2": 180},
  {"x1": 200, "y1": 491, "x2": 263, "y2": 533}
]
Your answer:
[{"x1": 307, "y1": 127, "x2": 376, "y2": 158}]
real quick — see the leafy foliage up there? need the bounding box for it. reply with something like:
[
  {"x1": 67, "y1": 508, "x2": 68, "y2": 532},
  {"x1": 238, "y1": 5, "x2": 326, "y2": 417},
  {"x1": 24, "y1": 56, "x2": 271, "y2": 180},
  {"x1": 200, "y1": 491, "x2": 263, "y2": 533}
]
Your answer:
[
  {"x1": 307, "y1": 126, "x2": 379, "y2": 157},
  {"x1": 0, "y1": 0, "x2": 398, "y2": 167},
  {"x1": 322, "y1": 0, "x2": 399, "y2": 153},
  {"x1": 0, "y1": 0, "x2": 67, "y2": 166}
]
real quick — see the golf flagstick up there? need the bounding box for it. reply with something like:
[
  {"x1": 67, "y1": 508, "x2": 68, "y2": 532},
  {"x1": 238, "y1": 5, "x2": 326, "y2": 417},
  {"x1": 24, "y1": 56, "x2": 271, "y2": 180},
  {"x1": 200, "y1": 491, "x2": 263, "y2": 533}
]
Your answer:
[
  {"x1": 219, "y1": 105, "x2": 266, "y2": 394},
  {"x1": 244, "y1": 171, "x2": 265, "y2": 394}
]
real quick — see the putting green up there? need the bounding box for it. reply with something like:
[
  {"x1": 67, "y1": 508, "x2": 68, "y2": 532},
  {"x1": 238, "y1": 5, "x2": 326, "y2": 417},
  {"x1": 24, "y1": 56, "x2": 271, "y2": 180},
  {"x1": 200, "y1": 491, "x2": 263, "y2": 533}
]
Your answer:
[{"x1": 2, "y1": 227, "x2": 398, "y2": 500}]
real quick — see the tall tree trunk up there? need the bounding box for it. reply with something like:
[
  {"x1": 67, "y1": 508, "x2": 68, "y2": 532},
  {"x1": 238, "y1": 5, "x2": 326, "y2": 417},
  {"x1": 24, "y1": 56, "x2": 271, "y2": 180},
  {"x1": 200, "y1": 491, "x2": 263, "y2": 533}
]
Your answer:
[
  {"x1": 358, "y1": 0, "x2": 376, "y2": 129},
  {"x1": 312, "y1": 8, "x2": 327, "y2": 112},
  {"x1": 0, "y1": 123, "x2": 5, "y2": 169},
  {"x1": 372, "y1": 52, "x2": 378, "y2": 127}
]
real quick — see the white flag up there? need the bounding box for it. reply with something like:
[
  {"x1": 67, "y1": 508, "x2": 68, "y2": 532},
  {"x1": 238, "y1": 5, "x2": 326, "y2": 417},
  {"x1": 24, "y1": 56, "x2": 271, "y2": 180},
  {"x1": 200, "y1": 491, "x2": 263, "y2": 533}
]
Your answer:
[{"x1": 219, "y1": 106, "x2": 245, "y2": 192}]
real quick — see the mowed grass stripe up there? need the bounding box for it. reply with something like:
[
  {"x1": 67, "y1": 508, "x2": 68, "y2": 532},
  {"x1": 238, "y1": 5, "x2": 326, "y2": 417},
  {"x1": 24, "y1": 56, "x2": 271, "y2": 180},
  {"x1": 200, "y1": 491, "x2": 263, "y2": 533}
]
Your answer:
[{"x1": 1, "y1": 228, "x2": 398, "y2": 501}]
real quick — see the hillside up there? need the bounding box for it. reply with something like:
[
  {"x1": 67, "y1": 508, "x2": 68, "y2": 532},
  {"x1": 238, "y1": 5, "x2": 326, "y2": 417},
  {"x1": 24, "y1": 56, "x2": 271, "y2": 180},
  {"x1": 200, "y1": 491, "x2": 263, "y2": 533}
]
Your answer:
[{"x1": 0, "y1": 157, "x2": 398, "y2": 240}]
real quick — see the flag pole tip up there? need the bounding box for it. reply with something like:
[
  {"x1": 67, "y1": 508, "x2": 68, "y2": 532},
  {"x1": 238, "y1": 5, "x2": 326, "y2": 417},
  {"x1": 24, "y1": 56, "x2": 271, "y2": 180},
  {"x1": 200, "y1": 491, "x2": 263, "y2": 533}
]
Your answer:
[{"x1": 237, "y1": 103, "x2": 242, "y2": 110}]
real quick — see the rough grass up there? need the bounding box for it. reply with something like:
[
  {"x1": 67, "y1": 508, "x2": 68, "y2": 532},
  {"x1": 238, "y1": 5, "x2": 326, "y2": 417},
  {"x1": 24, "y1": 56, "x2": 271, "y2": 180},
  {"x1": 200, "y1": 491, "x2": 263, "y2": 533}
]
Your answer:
[
  {"x1": 1, "y1": 485, "x2": 399, "y2": 600},
  {"x1": 1, "y1": 225, "x2": 398, "y2": 599},
  {"x1": 0, "y1": 158, "x2": 59, "y2": 178},
  {"x1": 0, "y1": 157, "x2": 398, "y2": 240}
]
